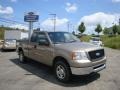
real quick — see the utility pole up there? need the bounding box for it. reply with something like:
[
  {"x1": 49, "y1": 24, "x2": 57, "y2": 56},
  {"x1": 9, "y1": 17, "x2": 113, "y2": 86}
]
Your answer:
[
  {"x1": 72, "y1": 25, "x2": 75, "y2": 34},
  {"x1": 67, "y1": 21, "x2": 70, "y2": 32},
  {"x1": 37, "y1": 22, "x2": 41, "y2": 31},
  {"x1": 49, "y1": 14, "x2": 56, "y2": 32},
  {"x1": 119, "y1": 18, "x2": 120, "y2": 26}
]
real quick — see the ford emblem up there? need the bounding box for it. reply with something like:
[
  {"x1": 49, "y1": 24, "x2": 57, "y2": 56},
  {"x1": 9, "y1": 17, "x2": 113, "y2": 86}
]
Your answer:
[{"x1": 96, "y1": 53, "x2": 100, "y2": 56}]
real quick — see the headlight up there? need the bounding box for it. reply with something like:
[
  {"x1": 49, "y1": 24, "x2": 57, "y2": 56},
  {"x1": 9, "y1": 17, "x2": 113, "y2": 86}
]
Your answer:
[
  {"x1": 5, "y1": 42, "x2": 9, "y2": 44},
  {"x1": 5, "y1": 42, "x2": 9, "y2": 45},
  {"x1": 72, "y1": 51, "x2": 88, "y2": 60},
  {"x1": 4, "y1": 44, "x2": 9, "y2": 47}
]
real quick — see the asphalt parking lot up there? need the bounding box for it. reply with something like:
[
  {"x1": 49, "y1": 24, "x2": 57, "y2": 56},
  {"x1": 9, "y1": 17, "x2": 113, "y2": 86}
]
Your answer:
[{"x1": 0, "y1": 48, "x2": 120, "y2": 90}]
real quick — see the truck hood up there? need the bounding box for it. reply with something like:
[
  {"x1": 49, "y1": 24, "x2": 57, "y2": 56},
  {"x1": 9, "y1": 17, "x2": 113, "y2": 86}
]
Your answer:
[{"x1": 55, "y1": 42, "x2": 103, "y2": 52}]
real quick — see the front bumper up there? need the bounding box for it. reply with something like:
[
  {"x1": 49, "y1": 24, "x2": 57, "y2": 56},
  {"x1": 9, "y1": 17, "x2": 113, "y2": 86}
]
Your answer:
[
  {"x1": 71, "y1": 63, "x2": 106, "y2": 75},
  {"x1": 70, "y1": 57, "x2": 106, "y2": 75},
  {"x1": 2, "y1": 45, "x2": 16, "y2": 50}
]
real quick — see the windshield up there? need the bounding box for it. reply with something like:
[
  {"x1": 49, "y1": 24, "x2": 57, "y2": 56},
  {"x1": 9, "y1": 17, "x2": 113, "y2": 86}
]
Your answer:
[
  {"x1": 5, "y1": 39, "x2": 16, "y2": 43},
  {"x1": 48, "y1": 32, "x2": 80, "y2": 44},
  {"x1": 92, "y1": 38, "x2": 100, "y2": 41}
]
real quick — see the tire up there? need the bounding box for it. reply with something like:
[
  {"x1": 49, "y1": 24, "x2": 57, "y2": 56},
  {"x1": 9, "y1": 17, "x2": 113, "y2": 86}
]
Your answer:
[
  {"x1": 1, "y1": 48, "x2": 4, "y2": 52},
  {"x1": 54, "y1": 61, "x2": 71, "y2": 82},
  {"x1": 19, "y1": 51, "x2": 26, "y2": 63}
]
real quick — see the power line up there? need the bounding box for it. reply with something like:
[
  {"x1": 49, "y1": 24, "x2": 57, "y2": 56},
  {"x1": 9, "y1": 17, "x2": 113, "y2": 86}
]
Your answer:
[
  {"x1": 0, "y1": 17, "x2": 28, "y2": 25},
  {"x1": 0, "y1": 19, "x2": 14, "y2": 24}
]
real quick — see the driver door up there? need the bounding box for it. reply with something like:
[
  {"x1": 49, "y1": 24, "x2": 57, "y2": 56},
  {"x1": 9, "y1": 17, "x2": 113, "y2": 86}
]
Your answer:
[{"x1": 34, "y1": 32, "x2": 54, "y2": 65}]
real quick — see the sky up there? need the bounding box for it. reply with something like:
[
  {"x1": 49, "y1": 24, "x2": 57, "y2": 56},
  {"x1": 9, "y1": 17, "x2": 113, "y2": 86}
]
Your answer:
[{"x1": 0, "y1": 0, "x2": 120, "y2": 34}]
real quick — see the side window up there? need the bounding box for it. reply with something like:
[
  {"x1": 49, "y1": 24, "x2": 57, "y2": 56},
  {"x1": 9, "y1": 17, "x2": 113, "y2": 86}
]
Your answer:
[
  {"x1": 31, "y1": 33, "x2": 37, "y2": 42},
  {"x1": 36, "y1": 33, "x2": 48, "y2": 43}
]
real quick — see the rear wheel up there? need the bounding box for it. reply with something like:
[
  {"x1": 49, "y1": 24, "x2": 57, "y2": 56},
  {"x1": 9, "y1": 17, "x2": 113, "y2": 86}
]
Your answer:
[{"x1": 54, "y1": 61, "x2": 71, "y2": 82}]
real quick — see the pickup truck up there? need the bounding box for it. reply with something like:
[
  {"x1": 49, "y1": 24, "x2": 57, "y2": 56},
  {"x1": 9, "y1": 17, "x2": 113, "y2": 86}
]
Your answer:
[
  {"x1": 2, "y1": 30, "x2": 28, "y2": 50},
  {"x1": 89, "y1": 37, "x2": 103, "y2": 46},
  {"x1": 17, "y1": 31, "x2": 106, "y2": 82}
]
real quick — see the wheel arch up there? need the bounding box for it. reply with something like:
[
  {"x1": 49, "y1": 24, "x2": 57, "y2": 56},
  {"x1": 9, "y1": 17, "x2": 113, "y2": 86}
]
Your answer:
[{"x1": 53, "y1": 56, "x2": 70, "y2": 68}]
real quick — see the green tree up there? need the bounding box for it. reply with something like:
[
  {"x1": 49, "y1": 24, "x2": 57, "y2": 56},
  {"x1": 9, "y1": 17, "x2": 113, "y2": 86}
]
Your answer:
[
  {"x1": 117, "y1": 26, "x2": 120, "y2": 35},
  {"x1": 103, "y1": 27, "x2": 110, "y2": 35},
  {"x1": 95, "y1": 24, "x2": 102, "y2": 35},
  {"x1": 78, "y1": 22, "x2": 86, "y2": 34},
  {"x1": 112, "y1": 24, "x2": 118, "y2": 35}
]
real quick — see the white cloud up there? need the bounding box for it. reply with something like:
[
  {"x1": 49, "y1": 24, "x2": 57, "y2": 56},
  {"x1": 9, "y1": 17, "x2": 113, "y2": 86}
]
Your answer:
[
  {"x1": 41, "y1": 17, "x2": 68, "y2": 26},
  {"x1": 65, "y1": 2, "x2": 77, "y2": 13},
  {"x1": 78, "y1": 12, "x2": 120, "y2": 34},
  {"x1": 112, "y1": 0, "x2": 120, "y2": 2},
  {"x1": 41, "y1": 17, "x2": 69, "y2": 31},
  {"x1": 10, "y1": 24, "x2": 28, "y2": 30},
  {"x1": 10, "y1": 0, "x2": 17, "y2": 2},
  {"x1": 0, "y1": 5, "x2": 14, "y2": 15}
]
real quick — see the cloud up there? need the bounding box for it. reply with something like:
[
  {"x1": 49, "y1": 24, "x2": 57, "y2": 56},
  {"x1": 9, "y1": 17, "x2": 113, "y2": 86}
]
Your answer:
[
  {"x1": 78, "y1": 12, "x2": 120, "y2": 34},
  {"x1": 65, "y1": 2, "x2": 77, "y2": 13},
  {"x1": 0, "y1": 5, "x2": 14, "y2": 15},
  {"x1": 41, "y1": 17, "x2": 69, "y2": 31},
  {"x1": 41, "y1": 17, "x2": 68, "y2": 26},
  {"x1": 10, "y1": 24, "x2": 28, "y2": 30},
  {"x1": 10, "y1": 0, "x2": 17, "y2": 2},
  {"x1": 112, "y1": 0, "x2": 120, "y2": 2}
]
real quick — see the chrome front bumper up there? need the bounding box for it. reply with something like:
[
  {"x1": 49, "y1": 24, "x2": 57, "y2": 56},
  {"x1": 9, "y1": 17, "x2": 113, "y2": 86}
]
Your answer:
[
  {"x1": 70, "y1": 63, "x2": 106, "y2": 75},
  {"x1": 2, "y1": 45, "x2": 16, "y2": 50}
]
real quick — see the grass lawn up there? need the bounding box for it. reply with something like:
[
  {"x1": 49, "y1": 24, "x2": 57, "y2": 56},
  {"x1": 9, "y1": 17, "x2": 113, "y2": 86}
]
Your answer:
[{"x1": 101, "y1": 35, "x2": 120, "y2": 50}]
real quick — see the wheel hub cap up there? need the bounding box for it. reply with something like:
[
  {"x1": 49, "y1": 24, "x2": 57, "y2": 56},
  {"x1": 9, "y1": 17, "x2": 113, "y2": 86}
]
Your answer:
[{"x1": 56, "y1": 65, "x2": 65, "y2": 79}]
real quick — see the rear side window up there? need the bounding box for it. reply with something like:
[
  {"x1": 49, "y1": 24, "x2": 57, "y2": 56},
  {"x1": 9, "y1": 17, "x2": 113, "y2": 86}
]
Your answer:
[
  {"x1": 31, "y1": 32, "x2": 47, "y2": 43},
  {"x1": 36, "y1": 33, "x2": 47, "y2": 43},
  {"x1": 31, "y1": 33, "x2": 37, "y2": 42}
]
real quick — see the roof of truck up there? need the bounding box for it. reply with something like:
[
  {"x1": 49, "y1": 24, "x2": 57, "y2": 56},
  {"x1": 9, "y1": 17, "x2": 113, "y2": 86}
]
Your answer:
[{"x1": 33, "y1": 30, "x2": 68, "y2": 33}]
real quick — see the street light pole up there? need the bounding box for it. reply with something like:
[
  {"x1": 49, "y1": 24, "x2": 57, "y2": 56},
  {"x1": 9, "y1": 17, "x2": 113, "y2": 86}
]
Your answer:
[{"x1": 29, "y1": 21, "x2": 33, "y2": 42}]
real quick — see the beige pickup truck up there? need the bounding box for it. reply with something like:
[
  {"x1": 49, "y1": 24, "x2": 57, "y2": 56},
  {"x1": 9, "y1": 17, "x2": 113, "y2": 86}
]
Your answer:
[{"x1": 17, "y1": 31, "x2": 106, "y2": 82}]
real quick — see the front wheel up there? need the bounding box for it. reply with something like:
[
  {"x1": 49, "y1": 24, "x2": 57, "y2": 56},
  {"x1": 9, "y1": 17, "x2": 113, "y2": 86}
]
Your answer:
[{"x1": 54, "y1": 61, "x2": 71, "y2": 82}]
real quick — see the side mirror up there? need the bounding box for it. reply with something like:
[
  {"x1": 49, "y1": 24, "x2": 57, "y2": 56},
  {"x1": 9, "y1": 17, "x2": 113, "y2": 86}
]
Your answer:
[{"x1": 38, "y1": 38, "x2": 49, "y2": 46}]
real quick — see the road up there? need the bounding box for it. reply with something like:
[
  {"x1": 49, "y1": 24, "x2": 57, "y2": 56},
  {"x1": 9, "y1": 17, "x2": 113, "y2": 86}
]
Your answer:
[{"x1": 0, "y1": 48, "x2": 120, "y2": 90}]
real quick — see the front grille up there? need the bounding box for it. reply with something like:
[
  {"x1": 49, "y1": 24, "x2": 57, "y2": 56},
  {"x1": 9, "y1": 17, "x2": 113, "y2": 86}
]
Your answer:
[{"x1": 88, "y1": 49, "x2": 105, "y2": 61}]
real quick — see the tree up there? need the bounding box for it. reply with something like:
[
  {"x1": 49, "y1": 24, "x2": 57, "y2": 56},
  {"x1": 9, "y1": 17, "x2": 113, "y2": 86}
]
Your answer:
[
  {"x1": 103, "y1": 27, "x2": 110, "y2": 35},
  {"x1": 95, "y1": 24, "x2": 102, "y2": 35},
  {"x1": 117, "y1": 26, "x2": 120, "y2": 35},
  {"x1": 112, "y1": 24, "x2": 118, "y2": 35},
  {"x1": 78, "y1": 22, "x2": 86, "y2": 34}
]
